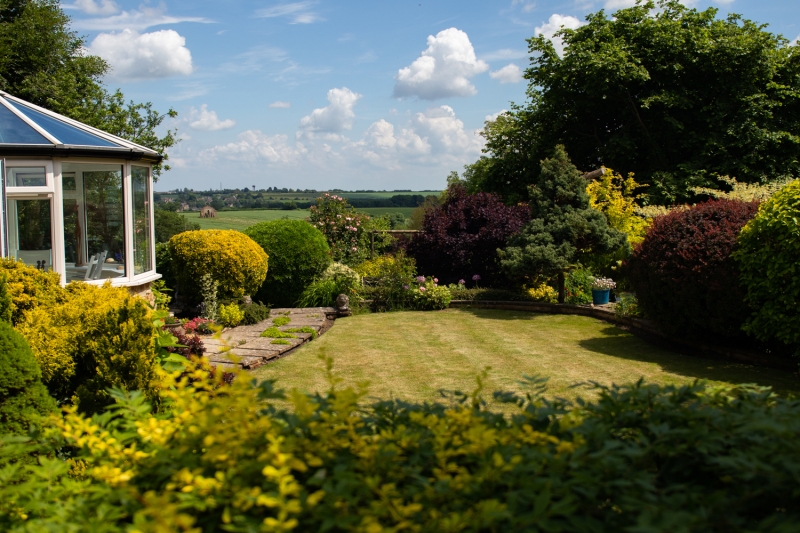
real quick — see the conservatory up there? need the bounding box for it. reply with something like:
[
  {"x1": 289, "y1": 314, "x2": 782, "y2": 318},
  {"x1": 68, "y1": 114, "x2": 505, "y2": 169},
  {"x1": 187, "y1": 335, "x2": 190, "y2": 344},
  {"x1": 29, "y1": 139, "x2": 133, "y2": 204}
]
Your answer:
[{"x1": 0, "y1": 91, "x2": 160, "y2": 289}]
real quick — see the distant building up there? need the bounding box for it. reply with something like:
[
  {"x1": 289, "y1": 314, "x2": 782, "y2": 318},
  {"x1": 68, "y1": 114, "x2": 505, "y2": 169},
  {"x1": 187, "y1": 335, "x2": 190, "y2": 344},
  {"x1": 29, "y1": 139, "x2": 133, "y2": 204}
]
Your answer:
[{"x1": 199, "y1": 205, "x2": 217, "y2": 218}]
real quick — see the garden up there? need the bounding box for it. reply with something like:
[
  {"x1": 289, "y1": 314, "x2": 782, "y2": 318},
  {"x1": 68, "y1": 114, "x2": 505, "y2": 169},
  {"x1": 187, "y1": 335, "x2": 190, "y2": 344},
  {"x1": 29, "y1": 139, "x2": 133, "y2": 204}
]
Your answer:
[{"x1": 2, "y1": 0, "x2": 800, "y2": 530}]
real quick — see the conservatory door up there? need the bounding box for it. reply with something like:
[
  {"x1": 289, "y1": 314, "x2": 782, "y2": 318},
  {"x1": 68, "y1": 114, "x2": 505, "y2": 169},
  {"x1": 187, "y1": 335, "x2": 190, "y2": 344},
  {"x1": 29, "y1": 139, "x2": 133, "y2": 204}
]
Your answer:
[{"x1": 6, "y1": 196, "x2": 54, "y2": 271}]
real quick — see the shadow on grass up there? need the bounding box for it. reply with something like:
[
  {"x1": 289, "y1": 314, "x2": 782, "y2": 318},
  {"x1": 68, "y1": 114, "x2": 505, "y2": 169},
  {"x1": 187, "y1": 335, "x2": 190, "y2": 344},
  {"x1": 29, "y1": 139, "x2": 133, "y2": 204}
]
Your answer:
[
  {"x1": 453, "y1": 308, "x2": 549, "y2": 321},
  {"x1": 579, "y1": 326, "x2": 800, "y2": 396}
]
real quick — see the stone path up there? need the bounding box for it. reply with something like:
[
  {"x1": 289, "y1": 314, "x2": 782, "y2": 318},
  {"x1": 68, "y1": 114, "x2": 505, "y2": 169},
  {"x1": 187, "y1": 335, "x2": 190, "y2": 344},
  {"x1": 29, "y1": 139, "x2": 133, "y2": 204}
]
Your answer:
[{"x1": 202, "y1": 307, "x2": 337, "y2": 370}]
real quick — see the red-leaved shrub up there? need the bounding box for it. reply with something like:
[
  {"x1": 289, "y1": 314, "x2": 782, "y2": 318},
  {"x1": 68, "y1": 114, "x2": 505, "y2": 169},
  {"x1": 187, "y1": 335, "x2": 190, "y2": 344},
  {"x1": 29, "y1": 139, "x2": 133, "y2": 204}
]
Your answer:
[
  {"x1": 407, "y1": 184, "x2": 529, "y2": 285},
  {"x1": 624, "y1": 199, "x2": 759, "y2": 339}
]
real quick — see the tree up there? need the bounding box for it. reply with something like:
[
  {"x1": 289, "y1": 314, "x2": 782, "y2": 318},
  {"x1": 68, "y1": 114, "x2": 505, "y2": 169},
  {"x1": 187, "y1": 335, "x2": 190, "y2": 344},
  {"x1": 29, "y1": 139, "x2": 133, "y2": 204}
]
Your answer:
[
  {"x1": 499, "y1": 146, "x2": 628, "y2": 302},
  {"x1": 154, "y1": 209, "x2": 200, "y2": 243},
  {"x1": 468, "y1": 0, "x2": 800, "y2": 204},
  {"x1": 0, "y1": 0, "x2": 177, "y2": 178}
]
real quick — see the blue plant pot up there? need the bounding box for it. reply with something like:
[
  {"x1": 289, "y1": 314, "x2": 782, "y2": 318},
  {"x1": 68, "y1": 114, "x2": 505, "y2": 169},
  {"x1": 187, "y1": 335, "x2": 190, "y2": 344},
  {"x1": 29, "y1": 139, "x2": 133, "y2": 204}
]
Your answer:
[{"x1": 592, "y1": 289, "x2": 610, "y2": 305}]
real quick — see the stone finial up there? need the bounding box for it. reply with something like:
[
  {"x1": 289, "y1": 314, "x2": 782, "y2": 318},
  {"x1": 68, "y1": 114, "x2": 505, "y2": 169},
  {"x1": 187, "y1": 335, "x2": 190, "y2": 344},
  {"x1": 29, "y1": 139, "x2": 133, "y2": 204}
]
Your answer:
[{"x1": 335, "y1": 293, "x2": 352, "y2": 317}]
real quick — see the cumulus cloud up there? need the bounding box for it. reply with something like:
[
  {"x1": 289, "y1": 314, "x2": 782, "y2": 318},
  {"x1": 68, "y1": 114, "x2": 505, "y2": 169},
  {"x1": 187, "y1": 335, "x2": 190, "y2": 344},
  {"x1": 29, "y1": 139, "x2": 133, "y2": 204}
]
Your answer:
[
  {"x1": 535, "y1": 14, "x2": 583, "y2": 56},
  {"x1": 298, "y1": 87, "x2": 362, "y2": 139},
  {"x1": 344, "y1": 119, "x2": 430, "y2": 169},
  {"x1": 88, "y1": 29, "x2": 193, "y2": 80},
  {"x1": 393, "y1": 28, "x2": 488, "y2": 100},
  {"x1": 411, "y1": 105, "x2": 483, "y2": 157},
  {"x1": 269, "y1": 101, "x2": 291, "y2": 108},
  {"x1": 72, "y1": 6, "x2": 211, "y2": 31},
  {"x1": 255, "y1": 2, "x2": 322, "y2": 24},
  {"x1": 187, "y1": 105, "x2": 236, "y2": 131},
  {"x1": 604, "y1": 0, "x2": 638, "y2": 8},
  {"x1": 490, "y1": 63, "x2": 523, "y2": 84},
  {"x1": 485, "y1": 110, "x2": 508, "y2": 123},
  {"x1": 201, "y1": 131, "x2": 305, "y2": 164},
  {"x1": 63, "y1": 0, "x2": 119, "y2": 15}
]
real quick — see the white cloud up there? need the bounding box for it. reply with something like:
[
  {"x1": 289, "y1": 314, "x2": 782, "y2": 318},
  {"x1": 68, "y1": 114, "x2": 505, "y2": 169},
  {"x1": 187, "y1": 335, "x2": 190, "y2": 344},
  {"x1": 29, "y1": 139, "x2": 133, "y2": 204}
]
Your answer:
[
  {"x1": 72, "y1": 6, "x2": 211, "y2": 31},
  {"x1": 202, "y1": 131, "x2": 305, "y2": 164},
  {"x1": 490, "y1": 63, "x2": 523, "y2": 84},
  {"x1": 411, "y1": 105, "x2": 483, "y2": 157},
  {"x1": 187, "y1": 105, "x2": 235, "y2": 131},
  {"x1": 393, "y1": 28, "x2": 488, "y2": 100},
  {"x1": 604, "y1": 0, "x2": 638, "y2": 8},
  {"x1": 511, "y1": 0, "x2": 536, "y2": 13},
  {"x1": 63, "y1": 0, "x2": 119, "y2": 15},
  {"x1": 255, "y1": 2, "x2": 322, "y2": 24},
  {"x1": 269, "y1": 101, "x2": 291, "y2": 108},
  {"x1": 535, "y1": 14, "x2": 583, "y2": 56},
  {"x1": 485, "y1": 110, "x2": 508, "y2": 122},
  {"x1": 298, "y1": 87, "x2": 362, "y2": 138},
  {"x1": 712, "y1": 0, "x2": 735, "y2": 4},
  {"x1": 88, "y1": 29, "x2": 193, "y2": 81},
  {"x1": 219, "y1": 46, "x2": 287, "y2": 73}
]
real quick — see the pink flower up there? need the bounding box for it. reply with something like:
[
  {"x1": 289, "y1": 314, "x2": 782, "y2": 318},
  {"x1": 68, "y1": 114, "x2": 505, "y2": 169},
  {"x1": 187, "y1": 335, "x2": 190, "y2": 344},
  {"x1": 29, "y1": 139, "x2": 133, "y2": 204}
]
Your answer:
[
  {"x1": 434, "y1": 278, "x2": 438, "y2": 283},
  {"x1": 458, "y1": 279, "x2": 465, "y2": 285},
  {"x1": 403, "y1": 284, "x2": 409, "y2": 290},
  {"x1": 419, "y1": 287, "x2": 426, "y2": 292},
  {"x1": 472, "y1": 274, "x2": 481, "y2": 281}
]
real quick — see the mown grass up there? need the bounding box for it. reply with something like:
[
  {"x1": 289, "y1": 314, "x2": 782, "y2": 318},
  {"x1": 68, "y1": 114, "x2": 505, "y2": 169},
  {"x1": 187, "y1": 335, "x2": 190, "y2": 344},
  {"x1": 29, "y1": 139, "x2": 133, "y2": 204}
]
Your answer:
[
  {"x1": 252, "y1": 309, "x2": 800, "y2": 403},
  {"x1": 192, "y1": 207, "x2": 416, "y2": 231}
]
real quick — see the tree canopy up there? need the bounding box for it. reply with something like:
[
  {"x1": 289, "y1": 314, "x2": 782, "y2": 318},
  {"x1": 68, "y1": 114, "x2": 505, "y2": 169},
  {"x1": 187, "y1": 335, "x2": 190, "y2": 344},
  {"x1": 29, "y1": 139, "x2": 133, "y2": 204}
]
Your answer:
[
  {"x1": 465, "y1": 0, "x2": 800, "y2": 204},
  {"x1": 0, "y1": 0, "x2": 177, "y2": 177}
]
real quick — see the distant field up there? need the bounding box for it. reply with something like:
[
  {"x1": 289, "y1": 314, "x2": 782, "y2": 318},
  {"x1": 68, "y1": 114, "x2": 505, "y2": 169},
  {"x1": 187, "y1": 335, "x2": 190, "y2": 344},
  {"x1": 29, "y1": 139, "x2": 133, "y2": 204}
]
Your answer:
[
  {"x1": 160, "y1": 191, "x2": 440, "y2": 202},
  {"x1": 191, "y1": 206, "x2": 415, "y2": 231}
]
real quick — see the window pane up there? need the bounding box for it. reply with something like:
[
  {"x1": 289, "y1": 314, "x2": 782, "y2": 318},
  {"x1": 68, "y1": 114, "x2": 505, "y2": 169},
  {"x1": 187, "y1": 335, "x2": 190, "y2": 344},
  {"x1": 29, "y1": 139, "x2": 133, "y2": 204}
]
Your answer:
[
  {"x1": 131, "y1": 166, "x2": 152, "y2": 275},
  {"x1": 7, "y1": 167, "x2": 46, "y2": 187},
  {"x1": 0, "y1": 104, "x2": 50, "y2": 144},
  {"x1": 84, "y1": 167, "x2": 125, "y2": 276},
  {"x1": 9, "y1": 100, "x2": 120, "y2": 148},
  {"x1": 6, "y1": 198, "x2": 53, "y2": 270}
]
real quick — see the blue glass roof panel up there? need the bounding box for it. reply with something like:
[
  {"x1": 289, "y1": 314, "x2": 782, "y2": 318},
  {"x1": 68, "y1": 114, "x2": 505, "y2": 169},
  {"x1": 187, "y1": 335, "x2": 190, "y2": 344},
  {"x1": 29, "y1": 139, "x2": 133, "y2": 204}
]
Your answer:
[
  {"x1": 10, "y1": 100, "x2": 121, "y2": 148},
  {"x1": 0, "y1": 103, "x2": 50, "y2": 144}
]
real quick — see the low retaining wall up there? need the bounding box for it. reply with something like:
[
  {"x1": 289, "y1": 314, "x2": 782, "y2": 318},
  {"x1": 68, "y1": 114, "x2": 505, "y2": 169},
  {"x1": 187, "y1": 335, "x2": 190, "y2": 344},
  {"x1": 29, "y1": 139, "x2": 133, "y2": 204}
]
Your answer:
[{"x1": 449, "y1": 300, "x2": 796, "y2": 372}]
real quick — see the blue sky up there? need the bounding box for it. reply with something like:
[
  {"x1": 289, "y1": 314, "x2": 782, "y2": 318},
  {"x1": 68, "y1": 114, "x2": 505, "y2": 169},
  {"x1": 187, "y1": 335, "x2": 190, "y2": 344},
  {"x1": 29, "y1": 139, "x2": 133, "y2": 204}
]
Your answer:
[{"x1": 61, "y1": 0, "x2": 800, "y2": 192}]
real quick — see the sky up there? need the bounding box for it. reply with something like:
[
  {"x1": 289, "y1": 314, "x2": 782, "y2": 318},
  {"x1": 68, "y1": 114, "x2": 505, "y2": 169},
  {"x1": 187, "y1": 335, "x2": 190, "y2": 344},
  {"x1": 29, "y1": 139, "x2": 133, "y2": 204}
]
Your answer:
[{"x1": 60, "y1": 0, "x2": 800, "y2": 192}]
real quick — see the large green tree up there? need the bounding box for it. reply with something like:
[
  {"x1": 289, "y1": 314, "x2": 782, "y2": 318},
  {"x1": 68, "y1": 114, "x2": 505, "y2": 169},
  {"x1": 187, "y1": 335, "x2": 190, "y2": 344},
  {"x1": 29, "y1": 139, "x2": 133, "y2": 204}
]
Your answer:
[
  {"x1": 0, "y1": 0, "x2": 177, "y2": 177},
  {"x1": 467, "y1": 0, "x2": 800, "y2": 204}
]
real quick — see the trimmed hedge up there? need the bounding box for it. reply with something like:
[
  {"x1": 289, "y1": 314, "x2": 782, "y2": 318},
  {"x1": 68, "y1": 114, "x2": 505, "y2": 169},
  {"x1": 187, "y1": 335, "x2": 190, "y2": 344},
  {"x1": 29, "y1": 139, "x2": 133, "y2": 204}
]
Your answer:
[
  {"x1": 2, "y1": 362, "x2": 799, "y2": 530},
  {"x1": 168, "y1": 230, "x2": 269, "y2": 304},
  {"x1": 0, "y1": 258, "x2": 65, "y2": 325},
  {"x1": 244, "y1": 220, "x2": 330, "y2": 307},
  {"x1": 624, "y1": 199, "x2": 759, "y2": 339}
]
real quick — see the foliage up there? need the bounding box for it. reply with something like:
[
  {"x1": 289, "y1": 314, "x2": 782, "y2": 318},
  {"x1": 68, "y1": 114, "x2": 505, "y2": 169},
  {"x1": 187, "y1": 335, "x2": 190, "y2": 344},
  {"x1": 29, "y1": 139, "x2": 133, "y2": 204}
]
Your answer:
[
  {"x1": 615, "y1": 293, "x2": 642, "y2": 318},
  {"x1": 240, "y1": 302, "x2": 271, "y2": 325},
  {"x1": 183, "y1": 317, "x2": 212, "y2": 335},
  {"x1": 355, "y1": 255, "x2": 404, "y2": 278},
  {"x1": 168, "y1": 230, "x2": 269, "y2": 305},
  {"x1": 259, "y1": 327, "x2": 296, "y2": 339},
  {"x1": 165, "y1": 331, "x2": 205, "y2": 358},
  {"x1": 0, "y1": 275, "x2": 12, "y2": 324},
  {"x1": 217, "y1": 303, "x2": 244, "y2": 328},
  {"x1": 296, "y1": 279, "x2": 340, "y2": 307},
  {"x1": 198, "y1": 274, "x2": 218, "y2": 321},
  {"x1": 587, "y1": 168, "x2": 650, "y2": 246},
  {"x1": 308, "y1": 193, "x2": 370, "y2": 265},
  {"x1": 734, "y1": 180, "x2": 800, "y2": 352},
  {"x1": 470, "y1": 0, "x2": 800, "y2": 204},
  {"x1": 355, "y1": 253, "x2": 418, "y2": 311},
  {"x1": 243, "y1": 220, "x2": 331, "y2": 307},
  {"x1": 0, "y1": 258, "x2": 65, "y2": 325},
  {"x1": 272, "y1": 316, "x2": 291, "y2": 327},
  {"x1": 408, "y1": 184, "x2": 529, "y2": 285},
  {"x1": 408, "y1": 277, "x2": 452, "y2": 311},
  {"x1": 625, "y1": 199, "x2": 760, "y2": 339},
  {"x1": 154, "y1": 209, "x2": 200, "y2": 243},
  {"x1": 3, "y1": 362, "x2": 800, "y2": 531},
  {"x1": 406, "y1": 194, "x2": 441, "y2": 230},
  {"x1": 15, "y1": 283, "x2": 157, "y2": 413},
  {"x1": 565, "y1": 268, "x2": 594, "y2": 305},
  {"x1": 285, "y1": 326, "x2": 317, "y2": 340},
  {"x1": 692, "y1": 175, "x2": 795, "y2": 203},
  {"x1": 526, "y1": 281, "x2": 558, "y2": 303},
  {"x1": 321, "y1": 262, "x2": 361, "y2": 293},
  {"x1": 154, "y1": 242, "x2": 176, "y2": 292},
  {"x1": 0, "y1": 320, "x2": 56, "y2": 437},
  {"x1": 500, "y1": 146, "x2": 628, "y2": 300},
  {"x1": 150, "y1": 279, "x2": 171, "y2": 311}
]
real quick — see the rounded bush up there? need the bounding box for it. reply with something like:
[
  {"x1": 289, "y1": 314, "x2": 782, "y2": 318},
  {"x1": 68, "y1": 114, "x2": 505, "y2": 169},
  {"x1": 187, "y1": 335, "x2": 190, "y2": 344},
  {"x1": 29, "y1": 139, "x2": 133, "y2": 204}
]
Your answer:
[
  {"x1": 734, "y1": 180, "x2": 800, "y2": 351},
  {"x1": 624, "y1": 199, "x2": 759, "y2": 339},
  {"x1": 0, "y1": 320, "x2": 56, "y2": 436},
  {"x1": 0, "y1": 258, "x2": 65, "y2": 325},
  {"x1": 168, "y1": 230, "x2": 269, "y2": 305},
  {"x1": 243, "y1": 220, "x2": 330, "y2": 307}
]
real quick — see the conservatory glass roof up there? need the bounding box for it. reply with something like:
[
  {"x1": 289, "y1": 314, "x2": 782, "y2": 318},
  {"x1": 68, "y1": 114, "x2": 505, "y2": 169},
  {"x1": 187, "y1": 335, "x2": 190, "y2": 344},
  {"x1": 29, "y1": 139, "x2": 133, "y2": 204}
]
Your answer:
[{"x1": 9, "y1": 99, "x2": 121, "y2": 147}]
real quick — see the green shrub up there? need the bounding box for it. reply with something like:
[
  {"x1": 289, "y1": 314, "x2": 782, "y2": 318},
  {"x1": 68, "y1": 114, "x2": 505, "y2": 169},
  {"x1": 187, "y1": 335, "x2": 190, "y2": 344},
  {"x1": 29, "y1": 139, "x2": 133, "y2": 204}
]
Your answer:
[
  {"x1": 735, "y1": 179, "x2": 800, "y2": 353},
  {"x1": 241, "y1": 302, "x2": 270, "y2": 325},
  {"x1": 217, "y1": 303, "x2": 244, "y2": 328},
  {"x1": 0, "y1": 321, "x2": 56, "y2": 437},
  {"x1": 4, "y1": 363, "x2": 800, "y2": 531},
  {"x1": 154, "y1": 242, "x2": 176, "y2": 291},
  {"x1": 15, "y1": 283, "x2": 158, "y2": 413},
  {"x1": 446, "y1": 285, "x2": 536, "y2": 302},
  {"x1": 0, "y1": 275, "x2": 12, "y2": 324},
  {"x1": 168, "y1": 230, "x2": 269, "y2": 305},
  {"x1": 565, "y1": 268, "x2": 594, "y2": 304},
  {"x1": 243, "y1": 220, "x2": 330, "y2": 307},
  {"x1": 0, "y1": 258, "x2": 65, "y2": 325},
  {"x1": 409, "y1": 279, "x2": 452, "y2": 310},
  {"x1": 355, "y1": 253, "x2": 417, "y2": 311},
  {"x1": 297, "y1": 278, "x2": 340, "y2": 307},
  {"x1": 615, "y1": 293, "x2": 642, "y2": 318}
]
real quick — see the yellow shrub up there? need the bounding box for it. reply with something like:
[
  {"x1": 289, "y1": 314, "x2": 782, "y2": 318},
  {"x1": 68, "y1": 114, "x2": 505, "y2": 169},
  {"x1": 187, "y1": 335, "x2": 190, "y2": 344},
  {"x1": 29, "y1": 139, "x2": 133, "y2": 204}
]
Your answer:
[
  {"x1": 587, "y1": 169, "x2": 650, "y2": 246},
  {"x1": 527, "y1": 282, "x2": 558, "y2": 303},
  {"x1": 168, "y1": 230, "x2": 269, "y2": 304},
  {"x1": 0, "y1": 258, "x2": 65, "y2": 325},
  {"x1": 16, "y1": 282, "x2": 158, "y2": 412},
  {"x1": 355, "y1": 255, "x2": 397, "y2": 277},
  {"x1": 218, "y1": 303, "x2": 244, "y2": 328}
]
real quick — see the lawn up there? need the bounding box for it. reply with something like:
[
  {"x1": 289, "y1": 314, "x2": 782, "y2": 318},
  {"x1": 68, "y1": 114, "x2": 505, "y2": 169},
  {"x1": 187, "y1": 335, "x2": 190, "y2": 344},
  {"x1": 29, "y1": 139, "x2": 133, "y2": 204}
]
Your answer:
[
  {"x1": 252, "y1": 309, "x2": 800, "y2": 404},
  {"x1": 191, "y1": 207, "x2": 416, "y2": 231}
]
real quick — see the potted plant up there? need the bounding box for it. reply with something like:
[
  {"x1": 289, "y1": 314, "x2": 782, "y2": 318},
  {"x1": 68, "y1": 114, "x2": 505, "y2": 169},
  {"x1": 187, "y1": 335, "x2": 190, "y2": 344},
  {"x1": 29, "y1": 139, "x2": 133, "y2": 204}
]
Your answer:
[{"x1": 591, "y1": 277, "x2": 616, "y2": 305}]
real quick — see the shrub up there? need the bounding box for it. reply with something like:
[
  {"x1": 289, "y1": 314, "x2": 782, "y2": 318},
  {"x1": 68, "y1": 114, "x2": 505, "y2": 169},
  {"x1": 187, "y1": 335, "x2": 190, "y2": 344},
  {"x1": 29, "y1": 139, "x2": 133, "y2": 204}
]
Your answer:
[
  {"x1": 168, "y1": 230, "x2": 268, "y2": 305},
  {"x1": 154, "y1": 209, "x2": 200, "y2": 243},
  {"x1": 321, "y1": 262, "x2": 361, "y2": 292},
  {"x1": 615, "y1": 293, "x2": 642, "y2": 318},
  {"x1": 355, "y1": 253, "x2": 417, "y2": 311},
  {"x1": 408, "y1": 184, "x2": 529, "y2": 285},
  {"x1": 165, "y1": 332, "x2": 205, "y2": 357},
  {"x1": 243, "y1": 220, "x2": 330, "y2": 307},
  {"x1": 155, "y1": 242, "x2": 176, "y2": 291},
  {"x1": 217, "y1": 303, "x2": 244, "y2": 328},
  {"x1": 5, "y1": 364, "x2": 800, "y2": 530},
  {"x1": 527, "y1": 281, "x2": 558, "y2": 303},
  {"x1": 0, "y1": 321, "x2": 56, "y2": 437},
  {"x1": 297, "y1": 279, "x2": 340, "y2": 307},
  {"x1": 624, "y1": 199, "x2": 760, "y2": 339},
  {"x1": 447, "y1": 285, "x2": 536, "y2": 302},
  {"x1": 308, "y1": 193, "x2": 370, "y2": 265},
  {"x1": 0, "y1": 258, "x2": 65, "y2": 325},
  {"x1": 734, "y1": 179, "x2": 800, "y2": 352},
  {"x1": 15, "y1": 283, "x2": 158, "y2": 413},
  {"x1": 240, "y1": 302, "x2": 271, "y2": 325},
  {"x1": 408, "y1": 278, "x2": 452, "y2": 310},
  {"x1": 587, "y1": 168, "x2": 650, "y2": 247},
  {"x1": 565, "y1": 268, "x2": 594, "y2": 305}
]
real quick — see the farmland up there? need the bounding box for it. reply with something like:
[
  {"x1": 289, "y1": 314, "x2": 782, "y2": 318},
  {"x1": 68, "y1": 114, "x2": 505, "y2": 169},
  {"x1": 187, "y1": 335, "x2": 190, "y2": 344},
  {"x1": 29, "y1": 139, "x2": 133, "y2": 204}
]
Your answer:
[{"x1": 191, "y1": 206, "x2": 417, "y2": 231}]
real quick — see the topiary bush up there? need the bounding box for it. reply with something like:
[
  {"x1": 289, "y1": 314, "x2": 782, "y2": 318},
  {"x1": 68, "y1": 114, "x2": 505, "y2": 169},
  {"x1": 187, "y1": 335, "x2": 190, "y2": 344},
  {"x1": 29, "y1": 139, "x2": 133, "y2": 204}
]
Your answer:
[
  {"x1": 0, "y1": 258, "x2": 65, "y2": 325},
  {"x1": 624, "y1": 199, "x2": 760, "y2": 339},
  {"x1": 168, "y1": 230, "x2": 269, "y2": 305},
  {"x1": 217, "y1": 303, "x2": 244, "y2": 328},
  {"x1": 241, "y1": 302, "x2": 271, "y2": 325},
  {"x1": 408, "y1": 184, "x2": 529, "y2": 285},
  {"x1": 0, "y1": 321, "x2": 56, "y2": 437},
  {"x1": 16, "y1": 283, "x2": 158, "y2": 413},
  {"x1": 243, "y1": 220, "x2": 330, "y2": 307},
  {"x1": 734, "y1": 179, "x2": 800, "y2": 353}
]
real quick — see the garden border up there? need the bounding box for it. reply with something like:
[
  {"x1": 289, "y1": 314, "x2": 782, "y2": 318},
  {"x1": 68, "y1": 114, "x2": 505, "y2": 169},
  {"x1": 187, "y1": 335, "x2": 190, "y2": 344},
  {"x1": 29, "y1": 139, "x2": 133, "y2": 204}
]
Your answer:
[{"x1": 448, "y1": 300, "x2": 797, "y2": 372}]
